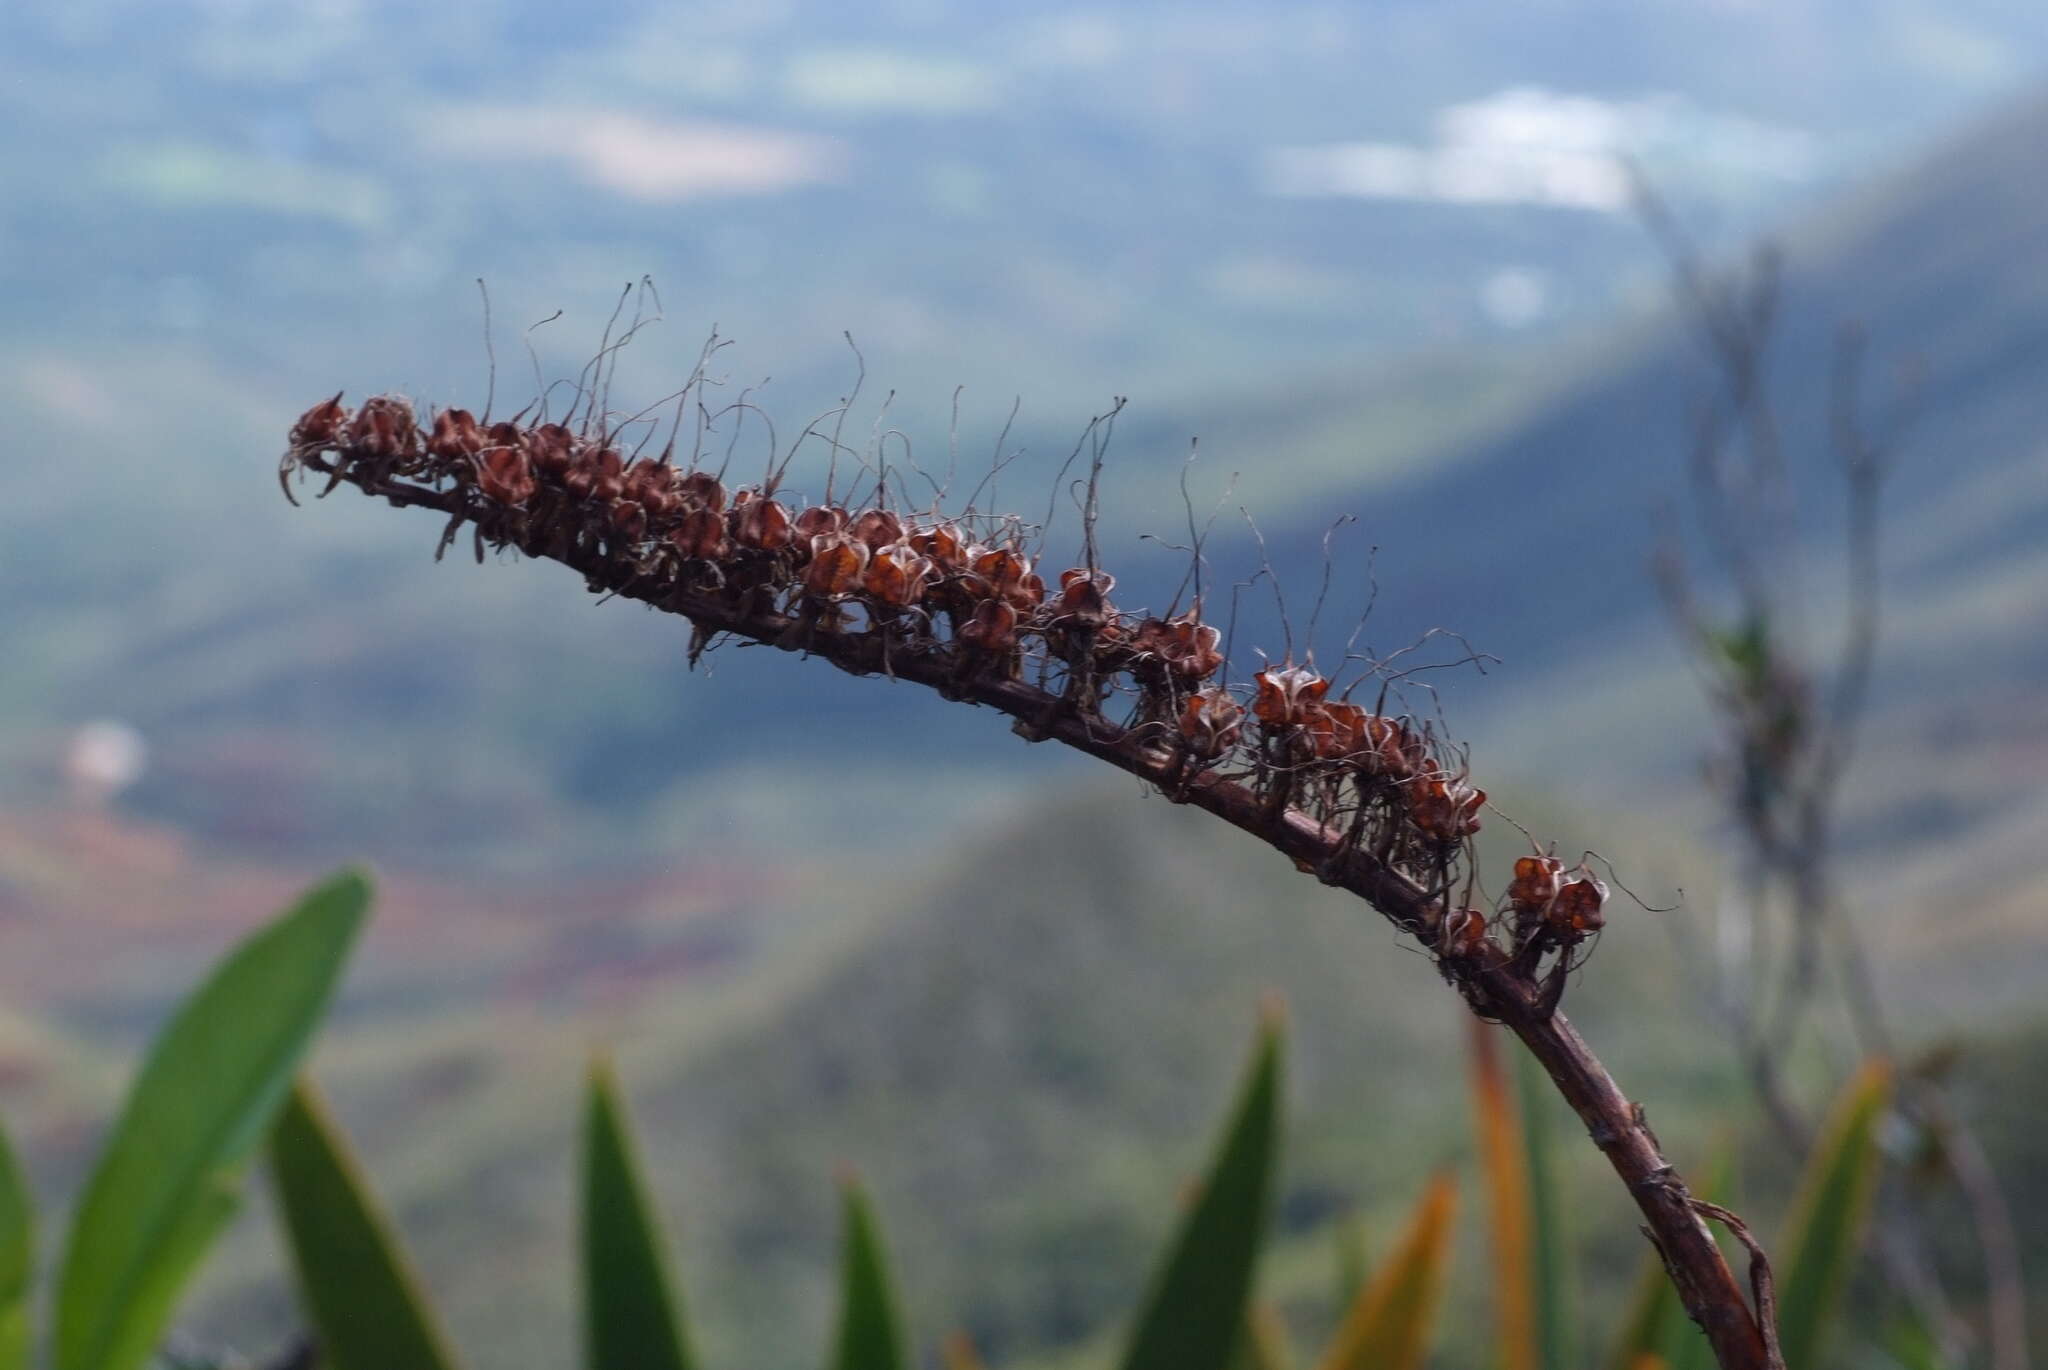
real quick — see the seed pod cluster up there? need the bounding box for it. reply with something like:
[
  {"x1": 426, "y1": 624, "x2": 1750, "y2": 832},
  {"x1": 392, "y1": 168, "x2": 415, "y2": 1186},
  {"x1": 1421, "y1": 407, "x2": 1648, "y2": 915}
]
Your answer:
[{"x1": 285, "y1": 392, "x2": 1598, "y2": 992}]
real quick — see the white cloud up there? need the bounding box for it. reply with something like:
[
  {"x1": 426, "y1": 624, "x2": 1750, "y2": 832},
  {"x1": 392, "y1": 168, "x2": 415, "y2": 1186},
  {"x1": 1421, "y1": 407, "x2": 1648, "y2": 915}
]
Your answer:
[{"x1": 1265, "y1": 86, "x2": 1817, "y2": 213}]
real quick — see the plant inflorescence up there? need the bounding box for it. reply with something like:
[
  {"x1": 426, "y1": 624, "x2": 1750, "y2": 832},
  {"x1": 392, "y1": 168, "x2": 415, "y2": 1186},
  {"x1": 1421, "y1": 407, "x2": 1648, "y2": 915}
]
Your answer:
[
  {"x1": 276, "y1": 333, "x2": 1779, "y2": 1370},
  {"x1": 280, "y1": 388, "x2": 1615, "y2": 1007}
]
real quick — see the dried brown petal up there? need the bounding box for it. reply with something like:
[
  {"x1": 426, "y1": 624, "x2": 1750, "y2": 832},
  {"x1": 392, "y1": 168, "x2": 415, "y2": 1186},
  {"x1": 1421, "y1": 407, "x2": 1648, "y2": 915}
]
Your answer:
[
  {"x1": 1440, "y1": 907, "x2": 1493, "y2": 959},
  {"x1": 1508, "y1": 855, "x2": 1565, "y2": 915},
  {"x1": 348, "y1": 396, "x2": 419, "y2": 461},
  {"x1": 427, "y1": 408, "x2": 484, "y2": 462},
  {"x1": 850, "y1": 508, "x2": 904, "y2": 550},
  {"x1": 794, "y1": 504, "x2": 848, "y2": 542},
  {"x1": 1051, "y1": 568, "x2": 1116, "y2": 627},
  {"x1": 1177, "y1": 688, "x2": 1244, "y2": 762},
  {"x1": 530, "y1": 424, "x2": 577, "y2": 478},
  {"x1": 670, "y1": 506, "x2": 729, "y2": 561},
  {"x1": 957, "y1": 598, "x2": 1019, "y2": 653},
  {"x1": 1408, "y1": 778, "x2": 1485, "y2": 841},
  {"x1": 677, "y1": 471, "x2": 726, "y2": 513},
  {"x1": 908, "y1": 521, "x2": 967, "y2": 570},
  {"x1": 731, "y1": 492, "x2": 795, "y2": 551},
  {"x1": 1305, "y1": 701, "x2": 1368, "y2": 760},
  {"x1": 1252, "y1": 663, "x2": 1330, "y2": 729},
  {"x1": 1549, "y1": 874, "x2": 1608, "y2": 939},
  {"x1": 804, "y1": 533, "x2": 869, "y2": 598},
  {"x1": 291, "y1": 392, "x2": 349, "y2": 448},
  {"x1": 863, "y1": 544, "x2": 932, "y2": 608},
  {"x1": 972, "y1": 546, "x2": 1032, "y2": 592},
  {"x1": 476, "y1": 446, "x2": 536, "y2": 506}
]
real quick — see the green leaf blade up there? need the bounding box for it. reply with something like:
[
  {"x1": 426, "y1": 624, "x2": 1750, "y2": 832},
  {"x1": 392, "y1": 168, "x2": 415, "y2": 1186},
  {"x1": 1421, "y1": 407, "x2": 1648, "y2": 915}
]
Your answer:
[
  {"x1": 1515, "y1": 1048, "x2": 1576, "y2": 1370},
  {"x1": 582, "y1": 1058, "x2": 700, "y2": 1370},
  {"x1": 268, "y1": 1078, "x2": 464, "y2": 1370},
  {"x1": 1776, "y1": 1062, "x2": 1890, "y2": 1370},
  {"x1": 0, "y1": 1118, "x2": 33, "y2": 1370},
  {"x1": 55, "y1": 868, "x2": 370, "y2": 1370},
  {"x1": 1118, "y1": 1018, "x2": 1285, "y2": 1370},
  {"x1": 830, "y1": 1178, "x2": 908, "y2": 1370}
]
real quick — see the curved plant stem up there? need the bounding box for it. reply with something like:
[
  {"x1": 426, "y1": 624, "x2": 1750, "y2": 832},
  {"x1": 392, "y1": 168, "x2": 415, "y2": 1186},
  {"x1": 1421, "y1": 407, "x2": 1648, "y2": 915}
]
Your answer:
[{"x1": 298, "y1": 454, "x2": 1776, "y2": 1370}]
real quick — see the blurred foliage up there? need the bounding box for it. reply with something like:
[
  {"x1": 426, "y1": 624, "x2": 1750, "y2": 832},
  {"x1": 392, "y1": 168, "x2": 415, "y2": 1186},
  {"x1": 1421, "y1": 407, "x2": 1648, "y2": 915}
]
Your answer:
[
  {"x1": 268, "y1": 1079, "x2": 464, "y2": 1370},
  {"x1": 0, "y1": 867, "x2": 1915, "y2": 1367},
  {"x1": 52, "y1": 872, "x2": 366, "y2": 1370}
]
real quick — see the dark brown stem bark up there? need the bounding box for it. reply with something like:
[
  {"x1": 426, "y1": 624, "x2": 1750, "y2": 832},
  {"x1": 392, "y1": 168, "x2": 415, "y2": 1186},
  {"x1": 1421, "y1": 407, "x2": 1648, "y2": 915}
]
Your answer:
[{"x1": 309, "y1": 461, "x2": 1776, "y2": 1370}]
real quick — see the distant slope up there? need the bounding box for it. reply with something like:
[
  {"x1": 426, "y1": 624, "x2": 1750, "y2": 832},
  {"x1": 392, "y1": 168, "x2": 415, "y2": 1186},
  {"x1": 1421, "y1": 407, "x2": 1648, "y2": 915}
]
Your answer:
[{"x1": 1237, "y1": 87, "x2": 2048, "y2": 920}]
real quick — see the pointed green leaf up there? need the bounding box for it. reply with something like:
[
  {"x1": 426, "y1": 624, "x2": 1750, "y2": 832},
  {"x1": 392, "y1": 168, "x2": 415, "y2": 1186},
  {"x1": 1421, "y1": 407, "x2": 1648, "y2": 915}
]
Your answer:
[
  {"x1": 1515, "y1": 1048, "x2": 1576, "y2": 1370},
  {"x1": 830, "y1": 1177, "x2": 907, "y2": 1370},
  {"x1": 1315, "y1": 1173, "x2": 1456, "y2": 1370},
  {"x1": 0, "y1": 1118, "x2": 33, "y2": 1370},
  {"x1": 1333, "y1": 1216, "x2": 1368, "y2": 1311},
  {"x1": 55, "y1": 868, "x2": 370, "y2": 1370},
  {"x1": 1119, "y1": 1019, "x2": 1284, "y2": 1370},
  {"x1": 582, "y1": 1058, "x2": 700, "y2": 1370},
  {"x1": 1879, "y1": 1307, "x2": 1948, "y2": 1370},
  {"x1": 268, "y1": 1078, "x2": 464, "y2": 1370},
  {"x1": 1776, "y1": 1062, "x2": 1890, "y2": 1370}
]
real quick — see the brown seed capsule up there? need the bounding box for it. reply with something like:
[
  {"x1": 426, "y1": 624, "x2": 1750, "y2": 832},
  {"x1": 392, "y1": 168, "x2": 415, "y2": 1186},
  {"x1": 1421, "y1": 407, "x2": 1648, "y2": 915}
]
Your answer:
[
  {"x1": 1408, "y1": 777, "x2": 1485, "y2": 841},
  {"x1": 427, "y1": 408, "x2": 484, "y2": 462},
  {"x1": 676, "y1": 471, "x2": 726, "y2": 513},
  {"x1": 588, "y1": 449, "x2": 626, "y2": 502},
  {"x1": 609, "y1": 498, "x2": 647, "y2": 539},
  {"x1": 1131, "y1": 609, "x2": 1224, "y2": 684},
  {"x1": 291, "y1": 392, "x2": 349, "y2": 448},
  {"x1": 908, "y1": 521, "x2": 967, "y2": 571},
  {"x1": 622, "y1": 459, "x2": 671, "y2": 506},
  {"x1": 957, "y1": 597, "x2": 1019, "y2": 653},
  {"x1": 1252, "y1": 663, "x2": 1330, "y2": 730},
  {"x1": 729, "y1": 491, "x2": 795, "y2": 551},
  {"x1": 1549, "y1": 872, "x2": 1608, "y2": 940},
  {"x1": 850, "y1": 508, "x2": 904, "y2": 551},
  {"x1": 1166, "y1": 616, "x2": 1224, "y2": 681},
  {"x1": 559, "y1": 447, "x2": 622, "y2": 501},
  {"x1": 794, "y1": 505, "x2": 849, "y2": 542},
  {"x1": 1177, "y1": 688, "x2": 1244, "y2": 762},
  {"x1": 1359, "y1": 716, "x2": 1425, "y2": 780},
  {"x1": 1050, "y1": 569, "x2": 1116, "y2": 628},
  {"x1": 804, "y1": 533, "x2": 868, "y2": 598},
  {"x1": 670, "y1": 506, "x2": 729, "y2": 562},
  {"x1": 476, "y1": 445, "x2": 536, "y2": 506},
  {"x1": 1508, "y1": 855, "x2": 1564, "y2": 915},
  {"x1": 1304, "y1": 701, "x2": 1368, "y2": 760},
  {"x1": 1440, "y1": 907, "x2": 1493, "y2": 960},
  {"x1": 1006, "y1": 570, "x2": 1046, "y2": 614},
  {"x1": 972, "y1": 546, "x2": 1031, "y2": 594},
  {"x1": 863, "y1": 543, "x2": 932, "y2": 608},
  {"x1": 529, "y1": 424, "x2": 577, "y2": 479},
  {"x1": 348, "y1": 395, "x2": 419, "y2": 461}
]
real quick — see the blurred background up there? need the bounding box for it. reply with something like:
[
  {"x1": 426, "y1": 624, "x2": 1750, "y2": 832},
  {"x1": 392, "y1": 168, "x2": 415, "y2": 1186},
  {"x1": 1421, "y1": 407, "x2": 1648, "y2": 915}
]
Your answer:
[{"x1": 3, "y1": 1, "x2": 2047, "y2": 1365}]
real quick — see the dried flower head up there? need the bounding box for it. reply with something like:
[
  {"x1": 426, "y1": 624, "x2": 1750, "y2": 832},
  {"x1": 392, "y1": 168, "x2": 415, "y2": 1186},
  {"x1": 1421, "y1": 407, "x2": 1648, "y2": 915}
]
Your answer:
[{"x1": 1252, "y1": 662, "x2": 1330, "y2": 731}]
